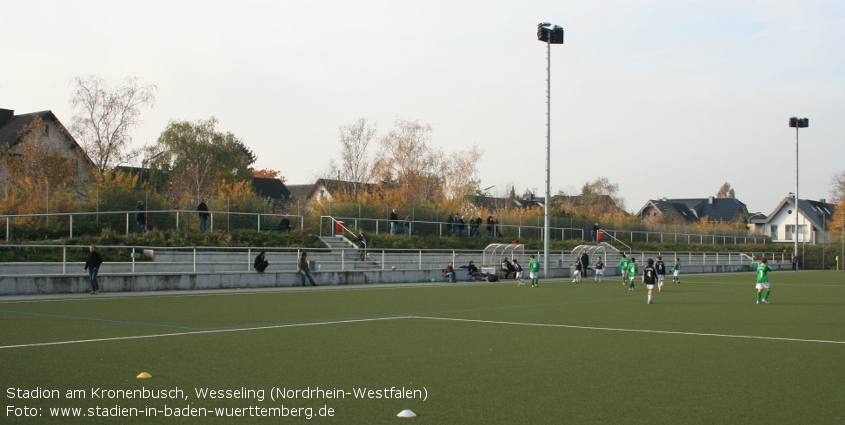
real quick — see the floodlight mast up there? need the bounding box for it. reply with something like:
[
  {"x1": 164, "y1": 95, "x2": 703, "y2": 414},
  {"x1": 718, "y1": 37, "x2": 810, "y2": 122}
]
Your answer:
[
  {"x1": 788, "y1": 117, "x2": 809, "y2": 265},
  {"x1": 537, "y1": 22, "x2": 563, "y2": 278}
]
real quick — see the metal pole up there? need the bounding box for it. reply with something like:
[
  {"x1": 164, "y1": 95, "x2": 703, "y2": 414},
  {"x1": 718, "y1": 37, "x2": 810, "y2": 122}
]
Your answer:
[
  {"x1": 795, "y1": 127, "x2": 799, "y2": 263},
  {"x1": 543, "y1": 35, "x2": 551, "y2": 278}
]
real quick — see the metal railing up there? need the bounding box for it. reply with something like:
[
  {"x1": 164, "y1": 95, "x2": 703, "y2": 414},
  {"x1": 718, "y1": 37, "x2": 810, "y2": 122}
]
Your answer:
[
  {"x1": 1, "y1": 210, "x2": 305, "y2": 240},
  {"x1": 0, "y1": 244, "x2": 788, "y2": 277},
  {"x1": 322, "y1": 216, "x2": 585, "y2": 240}
]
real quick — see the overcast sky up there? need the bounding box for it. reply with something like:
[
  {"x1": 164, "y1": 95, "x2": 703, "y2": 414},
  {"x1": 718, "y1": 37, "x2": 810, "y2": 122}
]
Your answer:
[{"x1": 3, "y1": 0, "x2": 843, "y2": 215}]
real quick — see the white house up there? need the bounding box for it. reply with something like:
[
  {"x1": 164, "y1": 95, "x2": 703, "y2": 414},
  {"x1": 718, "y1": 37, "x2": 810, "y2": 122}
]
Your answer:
[{"x1": 764, "y1": 197, "x2": 835, "y2": 244}]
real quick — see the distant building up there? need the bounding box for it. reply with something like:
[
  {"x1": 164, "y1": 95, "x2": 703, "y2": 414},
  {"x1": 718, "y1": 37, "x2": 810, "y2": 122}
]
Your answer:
[
  {"x1": 286, "y1": 179, "x2": 379, "y2": 205},
  {"x1": 763, "y1": 197, "x2": 835, "y2": 244},
  {"x1": 0, "y1": 108, "x2": 95, "y2": 184},
  {"x1": 636, "y1": 197, "x2": 749, "y2": 224},
  {"x1": 251, "y1": 177, "x2": 293, "y2": 207}
]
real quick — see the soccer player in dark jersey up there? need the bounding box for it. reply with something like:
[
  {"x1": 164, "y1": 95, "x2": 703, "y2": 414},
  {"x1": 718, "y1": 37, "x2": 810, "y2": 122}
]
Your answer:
[
  {"x1": 594, "y1": 256, "x2": 604, "y2": 282},
  {"x1": 642, "y1": 258, "x2": 657, "y2": 304},
  {"x1": 655, "y1": 255, "x2": 667, "y2": 292}
]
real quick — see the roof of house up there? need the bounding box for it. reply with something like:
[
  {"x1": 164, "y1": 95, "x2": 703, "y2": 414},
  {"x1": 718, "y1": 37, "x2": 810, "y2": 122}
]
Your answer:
[
  {"x1": 673, "y1": 197, "x2": 748, "y2": 222},
  {"x1": 0, "y1": 109, "x2": 95, "y2": 168},
  {"x1": 286, "y1": 184, "x2": 316, "y2": 200},
  {"x1": 252, "y1": 177, "x2": 293, "y2": 200},
  {"x1": 637, "y1": 197, "x2": 748, "y2": 222},
  {"x1": 637, "y1": 199, "x2": 699, "y2": 223},
  {"x1": 766, "y1": 197, "x2": 835, "y2": 231},
  {"x1": 0, "y1": 110, "x2": 53, "y2": 149}
]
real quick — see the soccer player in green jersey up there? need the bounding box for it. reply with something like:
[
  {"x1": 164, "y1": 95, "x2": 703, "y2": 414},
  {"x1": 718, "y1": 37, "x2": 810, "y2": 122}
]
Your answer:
[
  {"x1": 671, "y1": 258, "x2": 681, "y2": 284},
  {"x1": 627, "y1": 258, "x2": 638, "y2": 291},
  {"x1": 619, "y1": 254, "x2": 630, "y2": 286},
  {"x1": 755, "y1": 258, "x2": 773, "y2": 304},
  {"x1": 528, "y1": 255, "x2": 541, "y2": 288}
]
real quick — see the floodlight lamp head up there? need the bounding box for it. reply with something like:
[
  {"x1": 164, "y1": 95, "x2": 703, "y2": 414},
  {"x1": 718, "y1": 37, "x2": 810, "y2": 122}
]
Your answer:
[
  {"x1": 538, "y1": 22, "x2": 551, "y2": 27},
  {"x1": 788, "y1": 117, "x2": 809, "y2": 128}
]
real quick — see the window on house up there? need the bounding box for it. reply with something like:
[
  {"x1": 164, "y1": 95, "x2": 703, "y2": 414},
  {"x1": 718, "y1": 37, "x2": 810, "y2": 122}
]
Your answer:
[
  {"x1": 770, "y1": 225, "x2": 778, "y2": 240},
  {"x1": 785, "y1": 225, "x2": 795, "y2": 240}
]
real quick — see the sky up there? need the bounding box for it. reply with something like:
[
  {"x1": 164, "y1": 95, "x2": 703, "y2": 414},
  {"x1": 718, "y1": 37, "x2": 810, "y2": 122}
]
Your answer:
[{"x1": 2, "y1": 0, "x2": 844, "y2": 215}]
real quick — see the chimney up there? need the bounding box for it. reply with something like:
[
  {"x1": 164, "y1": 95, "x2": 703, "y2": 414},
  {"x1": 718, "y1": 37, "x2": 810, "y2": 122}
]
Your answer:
[
  {"x1": 709, "y1": 196, "x2": 715, "y2": 204},
  {"x1": 820, "y1": 199, "x2": 826, "y2": 204},
  {"x1": 0, "y1": 109, "x2": 13, "y2": 126}
]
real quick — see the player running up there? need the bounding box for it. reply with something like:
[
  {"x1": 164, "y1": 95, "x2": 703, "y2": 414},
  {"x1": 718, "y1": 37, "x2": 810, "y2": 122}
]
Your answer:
[
  {"x1": 671, "y1": 257, "x2": 681, "y2": 284},
  {"x1": 642, "y1": 258, "x2": 657, "y2": 304},
  {"x1": 627, "y1": 258, "x2": 638, "y2": 291},
  {"x1": 594, "y1": 256, "x2": 604, "y2": 282},
  {"x1": 755, "y1": 258, "x2": 773, "y2": 304},
  {"x1": 619, "y1": 254, "x2": 630, "y2": 286},
  {"x1": 655, "y1": 255, "x2": 666, "y2": 292},
  {"x1": 528, "y1": 255, "x2": 541, "y2": 288}
]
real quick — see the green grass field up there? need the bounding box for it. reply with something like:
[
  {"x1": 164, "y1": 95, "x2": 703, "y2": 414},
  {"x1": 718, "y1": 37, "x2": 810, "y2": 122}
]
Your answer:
[{"x1": 2, "y1": 271, "x2": 844, "y2": 424}]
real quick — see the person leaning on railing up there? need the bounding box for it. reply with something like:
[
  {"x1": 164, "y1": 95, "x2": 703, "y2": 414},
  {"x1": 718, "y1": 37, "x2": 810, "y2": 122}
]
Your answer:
[{"x1": 298, "y1": 252, "x2": 317, "y2": 286}]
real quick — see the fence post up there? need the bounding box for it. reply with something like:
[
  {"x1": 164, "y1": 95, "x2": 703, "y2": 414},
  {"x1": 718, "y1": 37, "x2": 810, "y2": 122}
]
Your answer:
[
  {"x1": 382, "y1": 250, "x2": 385, "y2": 270},
  {"x1": 248, "y1": 249, "x2": 252, "y2": 272},
  {"x1": 419, "y1": 250, "x2": 422, "y2": 269},
  {"x1": 62, "y1": 246, "x2": 66, "y2": 275},
  {"x1": 211, "y1": 214, "x2": 214, "y2": 233},
  {"x1": 177, "y1": 211, "x2": 180, "y2": 231},
  {"x1": 132, "y1": 247, "x2": 136, "y2": 273},
  {"x1": 5, "y1": 216, "x2": 9, "y2": 241},
  {"x1": 69, "y1": 215, "x2": 73, "y2": 238},
  {"x1": 126, "y1": 213, "x2": 130, "y2": 235},
  {"x1": 193, "y1": 248, "x2": 197, "y2": 273}
]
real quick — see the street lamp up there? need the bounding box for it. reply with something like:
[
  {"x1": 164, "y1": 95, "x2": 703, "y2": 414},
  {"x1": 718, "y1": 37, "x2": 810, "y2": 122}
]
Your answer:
[
  {"x1": 537, "y1": 22, "x2": 563, "y2": 278},
  {"x1": 789, "y1": 117, "x2": 808, "y2": 265}
]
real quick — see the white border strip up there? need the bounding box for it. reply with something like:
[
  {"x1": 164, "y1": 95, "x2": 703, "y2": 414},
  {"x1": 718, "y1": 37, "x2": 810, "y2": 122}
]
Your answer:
[
  {"x1": 410, "y1": 316, "x2": 845, "y2": 345},
  {"x1": 0, "y1": 316, "x2": 409, "y2": 350}
]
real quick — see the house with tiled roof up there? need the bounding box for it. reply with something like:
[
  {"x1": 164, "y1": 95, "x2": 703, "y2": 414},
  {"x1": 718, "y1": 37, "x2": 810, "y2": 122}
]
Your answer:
[
  {"x1": 763, "y1": 197, "x2": 835, "y2": 244},
  {"x1": 287, "y1": 179, "x2": 380, "y2": 204},
  {"x1": 0, "y1": 108, "x2": 95, "y2": 184},
  {"x1": 636, "y1": 197, "x2": 749, "y2": 224}
]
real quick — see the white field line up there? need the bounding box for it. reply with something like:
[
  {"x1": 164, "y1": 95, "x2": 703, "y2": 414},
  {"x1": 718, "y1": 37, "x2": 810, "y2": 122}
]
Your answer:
[
  {"x1": 0, "y1": 316, "x2": 413, "y2": 350},
  {"x1": 410, "y1": 316, "x2": 845, "y2": 345}
]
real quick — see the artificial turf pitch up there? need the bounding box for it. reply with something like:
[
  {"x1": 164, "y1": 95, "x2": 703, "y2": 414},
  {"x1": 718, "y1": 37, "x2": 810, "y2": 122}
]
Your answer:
[{"x1": 1, "y1": 271, "x2": 843, "y2": 424}]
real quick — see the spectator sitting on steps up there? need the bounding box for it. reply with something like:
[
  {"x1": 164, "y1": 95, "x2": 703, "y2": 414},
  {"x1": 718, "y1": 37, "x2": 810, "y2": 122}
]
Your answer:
[{"x1": 254, "y1": 251, "x2": 269, "y2": 273}]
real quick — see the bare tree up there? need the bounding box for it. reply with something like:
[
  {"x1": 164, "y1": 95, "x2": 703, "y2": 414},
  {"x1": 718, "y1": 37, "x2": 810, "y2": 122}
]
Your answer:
[
  {"x1": 372, "y1": 118, "x2": 445, "y2": 204},
  {"x1": 330, "y1": 118, "x2": 376, "y2": 197},
  {"x1": 830, "y1": 171, "x2": 845, "y2": 204},
  {"x1": 69, "y1": 75, "x2": 157, "y2": 174}
]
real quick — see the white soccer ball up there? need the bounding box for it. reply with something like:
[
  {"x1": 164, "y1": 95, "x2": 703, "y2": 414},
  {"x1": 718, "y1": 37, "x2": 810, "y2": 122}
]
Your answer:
[
  {"x1": 391, "y1": 266, "x2": 396, "y2": 270},
  {"x1": 430, "y1": 278, "x2": 436, "y2": 282}
]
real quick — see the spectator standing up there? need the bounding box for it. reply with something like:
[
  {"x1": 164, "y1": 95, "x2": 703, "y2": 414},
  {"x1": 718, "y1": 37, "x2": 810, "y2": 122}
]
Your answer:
[
  {"x1": 198, "y1": 199, "x2": 210, "y2": 234},
  {"x1": 404, "y1": 214, "x2": 412, "y2": 236},
  {"x1": 390, "y1": 208, "x2": 399, "y2": 235},
  {"x1": 357, "y1": 230, "x2": 368, "y2": 261},
  {"x1": 254, "y1": 251, "x2": 269, "y2": 273},
  {"x1": 135, "y1": 201, "x2": 146, "y2": 234},
  {"x1": 83, "y1": 244, "x2": 103, "y2": 294},
  {"x1": 486, "y1": 216, "x2": 494, "y2": 236},
  {"x1": 280, "y1": 215, "x2": 291, "y2": 232},
  {"x1": 580, "y1": 250, "x2": 590, "y2": 279},
  {"x1": 458, "y1": 215, "x2": 466, "y2": 236},
  {"x1": 591, "y1": 223, "x2": 600, "y2": 242},
  {"x1": 792, "y1": 254, "x2": 798, "y2": 271},
  {"x1": 298, "y1": 252, "x2": 317, "y2": 286}
]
